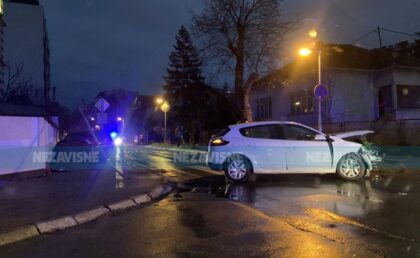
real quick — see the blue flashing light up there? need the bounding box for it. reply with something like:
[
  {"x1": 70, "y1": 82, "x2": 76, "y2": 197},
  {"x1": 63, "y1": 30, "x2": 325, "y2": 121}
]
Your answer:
[{"x1": 110, "y1": 131, "x2": 118, "y2": 140}]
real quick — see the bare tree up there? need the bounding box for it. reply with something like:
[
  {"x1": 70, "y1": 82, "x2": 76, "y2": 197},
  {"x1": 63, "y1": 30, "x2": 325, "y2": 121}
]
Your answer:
[
  {"x1": 192, "y1": 0, "x2": 294, "y2": 121},
  {"x1": 1, "y1": 63, "x2": 33, "y2": 104}
]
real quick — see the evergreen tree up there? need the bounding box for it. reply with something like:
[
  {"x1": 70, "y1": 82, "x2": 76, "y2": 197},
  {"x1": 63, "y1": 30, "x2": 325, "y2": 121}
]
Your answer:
[{"x1": 163, "y1": 26, "x2": 208, "y2": 133}]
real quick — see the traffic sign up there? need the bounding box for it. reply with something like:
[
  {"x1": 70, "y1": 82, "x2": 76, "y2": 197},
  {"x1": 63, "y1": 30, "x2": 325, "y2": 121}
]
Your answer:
[
  {"x1": 314, "y1": 84, "x2": 328, "y2": 101},
  {"x1": 95, "y1": 98, "x2": 110, "y2": 112}
]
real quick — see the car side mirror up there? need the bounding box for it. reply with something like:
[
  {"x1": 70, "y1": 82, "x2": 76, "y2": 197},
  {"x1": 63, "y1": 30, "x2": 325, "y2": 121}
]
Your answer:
[{"x1": 315, "y1": 134, "x2": 333, "y2": 142}]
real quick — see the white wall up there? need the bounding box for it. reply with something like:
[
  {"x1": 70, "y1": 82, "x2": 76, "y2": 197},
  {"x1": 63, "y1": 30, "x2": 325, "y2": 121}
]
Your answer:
[
  {"x1": 3, "y1": 1, "x2": 46, "y2": 92},
  {"x1": 0, "y1": 116, "x2": 57, "y2": 175}
]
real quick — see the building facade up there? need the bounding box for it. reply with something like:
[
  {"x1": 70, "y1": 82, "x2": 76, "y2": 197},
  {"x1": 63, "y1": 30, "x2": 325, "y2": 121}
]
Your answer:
[
  {"x1": 3, "y1": 0, "x2": 50, "y2": 106},
  {"x1": 252, "y1": 43, "x2": 420, "y2": 124}
]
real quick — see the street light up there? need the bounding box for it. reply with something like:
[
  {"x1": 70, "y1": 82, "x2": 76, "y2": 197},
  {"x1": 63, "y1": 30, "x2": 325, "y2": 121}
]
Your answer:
[
  {"x1": 156, "y1": 97, "x2": 164, "y2": 105},
  {"x1": 117, "y1": 116, "x2": 125, "y2": 135},
  {"x1": 309, "y1": 29, "x2": 318, "y2": 39},
  {"x1": 155, "y1": 97, "x2": 170, "y2": 143},
  {"x1": 298, "y1": 29, "x2": 324, "y2": 132},
  {"x1": 298, "y1": 48, "x2": 312, "y2": 57}
]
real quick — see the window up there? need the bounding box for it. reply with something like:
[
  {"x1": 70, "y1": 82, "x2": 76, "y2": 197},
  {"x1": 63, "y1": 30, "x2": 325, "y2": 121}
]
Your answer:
[
  {"x1": 397, "y1": 85, "x2": 420, "y2": 109},
  {"x1": 255, "y1": 98, "x2": 272, "y2": 119},
  {"x1": 240, "y1": 125, "x2": 283, "y2": 139},
  {"x1": 290, "y1": 89, "x2": 314, "y2": 115},
  {"x1": 282, "y1": 124, "x2": 318, "y2": 141}
]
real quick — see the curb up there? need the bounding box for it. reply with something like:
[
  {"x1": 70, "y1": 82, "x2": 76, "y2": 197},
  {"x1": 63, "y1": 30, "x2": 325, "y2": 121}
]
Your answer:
[{"x1": 0, "y1": 184, "x2": 173, "y2": 247}]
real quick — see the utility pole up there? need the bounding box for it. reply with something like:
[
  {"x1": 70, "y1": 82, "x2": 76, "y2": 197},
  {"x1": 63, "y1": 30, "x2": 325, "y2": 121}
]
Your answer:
[
  {"x1": 377, "y1": 26, "x2": 383, "y2": 48},
  {"x1": 317, "y1": 50, "x2": 322, "y2": 132}
]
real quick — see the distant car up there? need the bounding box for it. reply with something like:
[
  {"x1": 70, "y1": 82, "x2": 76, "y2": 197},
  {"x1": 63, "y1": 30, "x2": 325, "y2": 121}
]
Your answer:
[
  {"x1": 207, "y1": 121, "x2": 377, "y2": 182},
  {"x1": 49, "y1": 131, "x2": 112, "y2": 171}
]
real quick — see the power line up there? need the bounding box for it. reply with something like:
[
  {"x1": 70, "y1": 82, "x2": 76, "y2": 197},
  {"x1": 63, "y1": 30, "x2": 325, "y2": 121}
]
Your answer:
[
  {"x1": 350, "y1": 29, "x2": 377, "y2": 45},
  {"x1": 380, "y1": 27, "x2": 419, "y2": 38},
  {"x1": 351, "y1": 26, "x2": 420, "y2": 47}
]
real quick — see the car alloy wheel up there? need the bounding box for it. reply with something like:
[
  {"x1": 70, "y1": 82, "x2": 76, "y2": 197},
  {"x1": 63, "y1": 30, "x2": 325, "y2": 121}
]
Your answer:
[
  {"x1": 228, "y1": 160, "x2": 247, "y2": 180},
  {"x1": 337, "y1": 154, "x2": 365, "y2": 180},
  {"x1": 225, "y1": 156, "x2": 251, "y2": 182}
]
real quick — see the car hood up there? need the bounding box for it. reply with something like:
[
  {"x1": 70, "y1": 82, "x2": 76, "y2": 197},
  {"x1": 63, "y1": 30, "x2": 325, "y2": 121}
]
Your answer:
[{"x1": 333, "y1": 130, "x2": 374, "y2": 139}]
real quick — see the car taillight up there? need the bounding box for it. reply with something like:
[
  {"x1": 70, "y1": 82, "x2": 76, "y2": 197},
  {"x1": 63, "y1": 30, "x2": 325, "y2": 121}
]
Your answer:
[{"x1": 210, "y1": 138, "x2": 229, "y2": 146}]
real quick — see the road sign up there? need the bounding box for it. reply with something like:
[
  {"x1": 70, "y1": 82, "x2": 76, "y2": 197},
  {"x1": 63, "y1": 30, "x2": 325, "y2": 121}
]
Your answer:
[
  {"x1": 314, "y1": 84, "x2": 328, "y2": 101},
  {"x1": 95, "y1": 98, "x2": 110, "y2": 112}
]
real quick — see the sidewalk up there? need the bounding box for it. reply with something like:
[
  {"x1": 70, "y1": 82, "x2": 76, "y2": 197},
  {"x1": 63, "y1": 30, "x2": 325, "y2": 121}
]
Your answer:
[
  {"x1": 0, "y1": 165, "x2": 164, "y2": 233},
  {"x1": 143, "y1": 144, "x2": 207, "y2": 154}
]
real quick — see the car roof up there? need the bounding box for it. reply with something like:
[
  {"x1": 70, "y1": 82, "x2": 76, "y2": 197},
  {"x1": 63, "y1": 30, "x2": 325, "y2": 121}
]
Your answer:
[{"x1": 228, "y1": 121, "x2": 304, "y2": 129}]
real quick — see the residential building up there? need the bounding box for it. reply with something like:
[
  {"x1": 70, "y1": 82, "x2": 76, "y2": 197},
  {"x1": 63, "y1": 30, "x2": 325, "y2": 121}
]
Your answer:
[
  {"x1": 252, "y1": 41, "x2": 420, "y2": 122},
  {"x1": 251, "y1": 41, "x2": 420, "y2": 144},
  {"x1": 3, "y1": 0, "x2": 50, "y2": 106}
]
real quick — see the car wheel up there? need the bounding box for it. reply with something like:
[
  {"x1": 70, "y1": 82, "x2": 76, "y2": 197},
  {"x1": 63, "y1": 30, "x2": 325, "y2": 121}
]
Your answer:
[
  {"x1": 336, "y1": 153, "x2": 366, "y2": 180},
  {"x1": 224, "y1": 155, "x2": 252, "y2": 183}
]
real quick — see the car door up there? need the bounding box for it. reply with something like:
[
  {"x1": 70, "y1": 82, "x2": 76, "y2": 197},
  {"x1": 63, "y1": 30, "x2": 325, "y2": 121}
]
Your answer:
[
  {"x1": 281, "y1": 124, "x2": 332, "y2": 173},
  {"x1": 239, "y1": 124, "x2": 286, "y2": 173}
]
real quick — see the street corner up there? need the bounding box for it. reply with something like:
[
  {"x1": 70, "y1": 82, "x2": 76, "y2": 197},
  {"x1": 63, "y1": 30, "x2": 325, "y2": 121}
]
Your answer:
[{"x1": 131, "y1": 194, "x2": 152, "y2": 205}]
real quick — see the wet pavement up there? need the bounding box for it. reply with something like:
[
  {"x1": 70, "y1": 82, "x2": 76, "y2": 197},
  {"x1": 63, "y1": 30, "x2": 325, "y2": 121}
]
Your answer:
[
  {"x1": 1, "y1": 145, "x2": 420, "y2": 257},
  {"x1": 178, "y1": 172, "x2": 420, "y2": 256},
  {"x1": 0, "y1": 147, "x2": 163, "y2": 232}
]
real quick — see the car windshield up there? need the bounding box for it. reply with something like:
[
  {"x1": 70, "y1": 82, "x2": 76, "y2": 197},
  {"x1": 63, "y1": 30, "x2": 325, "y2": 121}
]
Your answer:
[{"x1": 1, "y1": 1, "x2": 420, "y2": 257}]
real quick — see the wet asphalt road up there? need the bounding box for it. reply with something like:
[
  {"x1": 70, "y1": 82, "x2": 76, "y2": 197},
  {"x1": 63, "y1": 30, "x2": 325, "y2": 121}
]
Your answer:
[{"x1": 1, "y1": 146, "x2": 420, "y2": 257}]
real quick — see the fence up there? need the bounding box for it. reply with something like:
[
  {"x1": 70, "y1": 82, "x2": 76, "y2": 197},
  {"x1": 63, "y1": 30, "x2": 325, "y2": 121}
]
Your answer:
[{"x1": 0, "y1": 116, "x2": 58, "y2": 175}]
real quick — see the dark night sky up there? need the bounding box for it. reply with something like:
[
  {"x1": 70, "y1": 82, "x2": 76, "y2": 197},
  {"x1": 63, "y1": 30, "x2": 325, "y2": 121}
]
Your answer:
[{"x1": 40, "y1": 0, "x2": 420, "y2": 107}]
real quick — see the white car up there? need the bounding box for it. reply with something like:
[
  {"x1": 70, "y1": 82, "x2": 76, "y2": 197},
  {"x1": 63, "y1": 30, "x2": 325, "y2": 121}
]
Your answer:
[{"x1": 207, "y1": 121, "x2": 376, "y2": 182}]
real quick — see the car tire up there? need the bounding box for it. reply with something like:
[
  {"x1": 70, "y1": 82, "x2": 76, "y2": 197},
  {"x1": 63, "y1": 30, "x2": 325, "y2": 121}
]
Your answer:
[
  {"x1": 224, "y1": 155, "x2": 252, "y2": 183},
  {"x1": 336, "y1": 153, "x2": 366, "y2": 180}
]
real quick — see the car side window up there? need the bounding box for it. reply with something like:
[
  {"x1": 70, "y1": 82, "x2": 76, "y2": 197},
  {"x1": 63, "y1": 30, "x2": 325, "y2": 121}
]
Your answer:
[
  {"x1": 282, "y1": 125, "x2": 318, "y2": 141},
  {"x1": 240, "y1": 125, "x2": 283, "y2": 139}
]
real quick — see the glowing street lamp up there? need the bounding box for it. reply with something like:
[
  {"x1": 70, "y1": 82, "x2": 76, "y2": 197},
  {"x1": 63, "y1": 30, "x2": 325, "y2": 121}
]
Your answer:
[
  {"x1": 155, "y1": 97, "x2": 170, "y2": 143},
  {"x1": 309, "y1": 29, "x2": 318, "y2": 39},
  {"x1": 155, "y1": 97, "x2": 164, "y2": 105},
  {"x1": 298, "y1": 29, "x2": 324, "y2": 132},
  {"x1": 117, "y1": 117, "x2": 125, "y2": 136},
  {"x1": 298, "y1": 48, "x2": 312, "y2": 57}
]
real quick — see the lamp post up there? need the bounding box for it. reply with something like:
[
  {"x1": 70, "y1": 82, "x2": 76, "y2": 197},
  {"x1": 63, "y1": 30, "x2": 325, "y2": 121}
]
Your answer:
[
  {"x1": 299, "y1": 29, "x2": 324, "y2": 132},
  {"x1": 117, "y1": 116, "x2": 124, "y2": 134},
  {"x1": 156, "y1": 97, "x2": 170, "y2": 143}
]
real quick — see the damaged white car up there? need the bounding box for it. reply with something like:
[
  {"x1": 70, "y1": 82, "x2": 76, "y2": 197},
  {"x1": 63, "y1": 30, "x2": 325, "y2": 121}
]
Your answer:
[{"x1": 208, "y1": 121, "x2": 381, "y2": 182}]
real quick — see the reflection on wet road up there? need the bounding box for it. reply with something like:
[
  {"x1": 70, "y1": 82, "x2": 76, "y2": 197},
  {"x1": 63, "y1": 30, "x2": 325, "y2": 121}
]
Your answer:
[
  {"x1": 104, "y1": 146, "x2": 420, "y2": 256},
  {"x1": 205, "y1": 174, "x2": 420, "y2": 256}
]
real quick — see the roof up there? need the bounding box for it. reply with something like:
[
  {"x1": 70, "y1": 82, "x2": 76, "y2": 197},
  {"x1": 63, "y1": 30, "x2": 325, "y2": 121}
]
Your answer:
[
  {"x1": 256, "y1": 41, "x2": 420, "y2": 89},
  {"x1": 229, "y1": 121, "x2": 304, "y2": 128}
]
